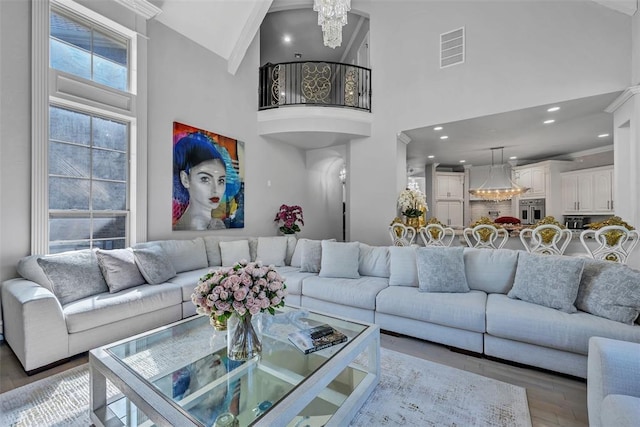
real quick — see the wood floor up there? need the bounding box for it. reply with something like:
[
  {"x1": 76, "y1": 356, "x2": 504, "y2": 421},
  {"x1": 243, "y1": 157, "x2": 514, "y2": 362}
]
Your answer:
[{"x1": 0, "y1": 333, "x2": 588, "y2": 427}]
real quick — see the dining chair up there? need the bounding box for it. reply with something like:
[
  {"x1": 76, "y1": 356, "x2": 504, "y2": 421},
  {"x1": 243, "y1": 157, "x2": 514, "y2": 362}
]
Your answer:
[
  {"x1": 580, "y1": 225, "x2": 639, "y2": 264},
  {"x1": 463, "y1": 218, "x2": 509, "y2": 249},
  {"x1": 419, "y1": 223, "x2": 455, "y2": 247},
  {"x1": 520, "y1": 223, "x2": 572, "y2": 256},
  {"x1": 389, "y1": 223, "x2": 417, "y2": 246}
]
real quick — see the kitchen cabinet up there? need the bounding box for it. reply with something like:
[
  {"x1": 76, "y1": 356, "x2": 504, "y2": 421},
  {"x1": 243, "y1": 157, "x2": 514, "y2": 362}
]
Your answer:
[
  {"x1": 561, "y1": 166, "x2": 613, "y2": 214},
  {"x1": 436, "y1": 172, "x2": 464, "y2": 200},
  {"x1": 435, "y1": 200, "x2": 463, "y2": 227},
  {"x1": 592, "y1": 167, "x2": 614, "y2": 212},
  {"x1": 514, "y1": 165, "x2": 545, "y2": 198}
]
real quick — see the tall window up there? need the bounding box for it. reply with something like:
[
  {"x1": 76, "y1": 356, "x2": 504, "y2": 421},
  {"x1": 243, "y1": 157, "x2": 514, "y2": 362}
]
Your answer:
[{"x1": 46, "y1": 3, "x2": 136, "y2": 253}]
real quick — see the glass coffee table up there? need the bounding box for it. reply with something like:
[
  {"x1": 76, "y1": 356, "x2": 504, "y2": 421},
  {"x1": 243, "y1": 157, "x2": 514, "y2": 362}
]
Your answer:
[{"x1": 89, "y1": 306, "x2": 380, "y2": 426}]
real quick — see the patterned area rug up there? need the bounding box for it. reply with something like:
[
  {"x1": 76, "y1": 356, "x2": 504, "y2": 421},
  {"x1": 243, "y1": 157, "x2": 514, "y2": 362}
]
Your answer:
[{"x1": 0, "y1": 348, "x2": 531, "y2": 427}]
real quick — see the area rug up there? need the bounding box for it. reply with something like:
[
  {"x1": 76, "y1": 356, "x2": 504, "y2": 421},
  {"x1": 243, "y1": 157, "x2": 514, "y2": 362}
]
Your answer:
[{"x1": 0, "y1": 348, "x2": 531, "y2": 427}]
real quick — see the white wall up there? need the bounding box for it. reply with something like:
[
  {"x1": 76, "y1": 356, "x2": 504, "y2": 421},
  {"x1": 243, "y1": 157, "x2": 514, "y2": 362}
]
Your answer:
[
  {"x1": 346, "y1": 0, "x2": 631, "y2": 245},
  {"x1": 146, "y1": 21, "x2": 324, "y2": 240}
]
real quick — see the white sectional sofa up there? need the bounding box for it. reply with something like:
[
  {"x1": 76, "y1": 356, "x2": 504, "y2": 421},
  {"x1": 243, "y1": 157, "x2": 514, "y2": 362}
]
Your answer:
[{"x1": 2, "y1": 236, "x2": 639, "y2": 379}]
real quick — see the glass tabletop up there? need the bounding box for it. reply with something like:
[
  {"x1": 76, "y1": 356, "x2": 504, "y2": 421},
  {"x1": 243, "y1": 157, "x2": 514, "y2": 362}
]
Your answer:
[{"x1": 105, "y1": 307, "x2": 370, "y2": 426}]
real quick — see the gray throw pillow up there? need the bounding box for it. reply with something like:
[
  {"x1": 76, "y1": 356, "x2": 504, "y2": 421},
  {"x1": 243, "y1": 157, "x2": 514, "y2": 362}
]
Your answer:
[
  {"x1": 416, "y1": 247, "x2": 469, "y2": 293},
  {"x1": 133, "y1": 246, "x2": 177, "y2": 285},
  {"x1": 37, "y1": 250, "x2": 109, "y2": 305},
  {"x1": 508, "y1": 252, "x2": 584, "y2": 313},
  {"x1": 319, "y1": 241, "x2": 361, "y2": 279},
  {"x1": 576, "y1": 260, "x2": 640, "y2": 324},
  {"x1": 299, "y1": 239, "x2": 335, "y2": 273},
  {"x1": 96, "y1": 248, "x2": 146, "y2": 293}
]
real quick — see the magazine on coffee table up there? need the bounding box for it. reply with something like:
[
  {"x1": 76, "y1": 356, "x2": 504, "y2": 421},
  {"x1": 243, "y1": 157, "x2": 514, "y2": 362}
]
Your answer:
[{"x1": 288, "y1": 324, "x2": 348, "y2": 354}]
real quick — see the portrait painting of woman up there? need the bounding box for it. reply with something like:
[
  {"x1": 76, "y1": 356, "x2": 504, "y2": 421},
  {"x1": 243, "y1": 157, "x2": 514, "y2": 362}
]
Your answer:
[{"x1": 173, "y1": 122, "x2": 244, "y2": 230}]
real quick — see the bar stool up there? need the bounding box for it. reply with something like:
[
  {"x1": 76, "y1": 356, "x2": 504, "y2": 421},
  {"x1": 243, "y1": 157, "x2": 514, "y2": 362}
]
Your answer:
[
  {"x1": 520, "y1": 217, "x2": 572, "y2": 255},
  {"x1": 580, "y1": 217, "x2": 639, "y2": 264},
  {"x1": 419, "y1": 219, "x2": 455, "y2": 247},
  {"x1": 463, "y1": 217, "x2": 509, "y2": 249}
]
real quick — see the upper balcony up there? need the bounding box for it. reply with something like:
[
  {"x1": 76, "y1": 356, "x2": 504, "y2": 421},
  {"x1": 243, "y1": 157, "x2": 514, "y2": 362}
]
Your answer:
[{"x1": 257, "y1": 61, "x2": 373, "y2": 149}]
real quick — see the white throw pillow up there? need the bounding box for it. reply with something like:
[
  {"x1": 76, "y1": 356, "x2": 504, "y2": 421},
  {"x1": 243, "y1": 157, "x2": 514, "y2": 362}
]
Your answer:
[
  {"x1": 256, "y1": 236, "x2": 288, "y2": 267},
  {"x1": 219, "y1": 240, "x2": 251, "y2": 266},
  {"x1": 358, "y1": 243, "x2": 390, "y2": 277},
  {"x1": 290, "y1": 238, "x2": 306, "y2": 268},
  {"x1": 388, "y1": 246, "x2": 418, "y2": 287},
  {"x1": 319, "y1": 241, "x2": 360, "y2": 279}
]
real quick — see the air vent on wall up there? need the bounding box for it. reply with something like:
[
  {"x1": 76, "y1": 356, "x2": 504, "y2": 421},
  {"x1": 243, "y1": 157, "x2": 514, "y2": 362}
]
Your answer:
[{"x1": 440, "y1": 27, "x2": 465, "y2": 68}]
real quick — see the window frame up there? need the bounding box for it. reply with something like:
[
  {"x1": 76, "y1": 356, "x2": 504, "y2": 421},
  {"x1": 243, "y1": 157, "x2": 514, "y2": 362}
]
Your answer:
[{"x1": 33, "y1": 0, "x2": 140, "y2": 254}]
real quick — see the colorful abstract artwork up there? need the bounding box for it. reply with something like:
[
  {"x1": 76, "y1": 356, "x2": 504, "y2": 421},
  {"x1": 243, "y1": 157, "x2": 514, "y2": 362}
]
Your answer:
[{"x1": 172, "y1": 122, "x2": 244, "y2": 230}]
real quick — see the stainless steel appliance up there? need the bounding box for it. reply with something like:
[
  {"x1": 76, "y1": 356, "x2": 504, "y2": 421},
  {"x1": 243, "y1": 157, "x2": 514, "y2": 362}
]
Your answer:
[
  {"x1": 519, "y1": 198, "x2": 545, "y2": 225},
  {"x1": 564, "y1": 216, "x2": 591, "y2": 229}
]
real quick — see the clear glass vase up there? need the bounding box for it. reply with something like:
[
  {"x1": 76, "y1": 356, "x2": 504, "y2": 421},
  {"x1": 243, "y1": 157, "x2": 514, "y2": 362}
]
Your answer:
[{"x1": 227, "y1": 313, "x2": 262, "y2": 361}]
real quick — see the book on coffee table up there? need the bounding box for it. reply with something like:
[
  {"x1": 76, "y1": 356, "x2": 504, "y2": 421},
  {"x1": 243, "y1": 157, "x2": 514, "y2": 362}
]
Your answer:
[{"x1": 288, "y1": 324, "x2": 348, "y2": 354}]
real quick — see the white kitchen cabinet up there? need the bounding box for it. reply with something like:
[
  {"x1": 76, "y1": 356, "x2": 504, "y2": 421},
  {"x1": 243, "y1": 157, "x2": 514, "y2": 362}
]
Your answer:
[
  {"x1": 514, "y1": 166, "x2": 545, "y2": 198},
  {"x1": 592, "y1": 167, "x2": 614, "y2": 213},
  {"x1": 436, "y1": 172, "x2": 464, "y2": 200},
  {"x1": 561, "y1": 166, "x2": 613, "y2": 214},
  {"x1": 435, "y1": 200, "x2": 463, "y2": 227}
]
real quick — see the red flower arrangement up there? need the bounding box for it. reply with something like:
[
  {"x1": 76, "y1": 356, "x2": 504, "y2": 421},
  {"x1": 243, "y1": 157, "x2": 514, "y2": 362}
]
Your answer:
[{"x1": 274, "y1": 204, "x2": 304, "y2": 234}]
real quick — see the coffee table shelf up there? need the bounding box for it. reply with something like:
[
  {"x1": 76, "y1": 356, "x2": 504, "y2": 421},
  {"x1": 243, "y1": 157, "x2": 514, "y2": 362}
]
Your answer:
[{"x1": 90, "y1": 307, "x2": 380, "y2": 426}]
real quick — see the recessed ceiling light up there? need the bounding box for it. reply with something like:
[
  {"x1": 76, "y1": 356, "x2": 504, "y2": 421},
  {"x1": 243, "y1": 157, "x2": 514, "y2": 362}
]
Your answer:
[
  {"x1": 459, "y1": 160, "x2": 466, "y2": 163},
  {"x1": 543, "y1": 119, "x2": 555, "y2": 124},
  {"x1": 433, "y1": 126, "x2": 443, "y2": 131},
  {"x1": 547, "y1": 106, "x2": 560, "y2": 112},
  {"x1": 440, "y1": 135, "x2": 449, "y2": 140},
  {"x1": 427, "y1": 155, "x2": 435, "y2": 159},
  {"x1": 509, "y1": 156, "x2": 517, "y2": 160},
  {"x1": 283, "y1": 35, "x2": 292, "y2": 43},
  {"x1": 294, "y1": 52, "x2": 302, "y2": 58},
  {"x1": 598, "y1": 133, "x2": 609, "y2": 138}
]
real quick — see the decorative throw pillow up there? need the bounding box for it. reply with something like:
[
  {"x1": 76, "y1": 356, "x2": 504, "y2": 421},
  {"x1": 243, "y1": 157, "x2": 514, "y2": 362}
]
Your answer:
[
  {"x1": 464, "y1": 248, "x2": 519, "y2": 294},
  {"x1": 358, "y1": 243, "x2": 390, "y2": 278},
  {"x1": 37, "y1": 250, "x2": 109, "y2": 305},
  {"x1": 388, "y1": 246, "x2": 418, "y2": 287},
  {"x1": 319, "y1": 241, "x2": 361, "y2": 279},
  {"x1": 299, "y1": 239, "x2": 335, "y2": 273},
  {"x1": 17, "y1": 254, "x2": 54, "y2": 292},
  {"x1": 416, "y1": 247, "x2": 469, "y2": 293},
  {"x1": 290, "y1": 238, "x2": 306, "y2": 268},
  {"x1": 96, "y1": 248, "x2": 146, "y2": 293},
  {"x1": 256, "y1": 236, "x2": 288, "y2": 267},
  {"x1": 133, "y1": 245, "x2": 177, "y2": 285},
  {"x1": 219, "y1": 240, "x2": 251, "y2": 267},
  {"x1": 507, "y1": 252, "x2": 584, "y2": 313},
  {"x1": 576, "y1": 260, "x2": 640, "y2": 324}
]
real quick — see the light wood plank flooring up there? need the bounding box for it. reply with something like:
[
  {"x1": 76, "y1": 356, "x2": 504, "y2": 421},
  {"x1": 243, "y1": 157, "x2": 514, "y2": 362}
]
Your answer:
[{"x1": 0, "y1": 333, "x2": 588, "y2": 427}]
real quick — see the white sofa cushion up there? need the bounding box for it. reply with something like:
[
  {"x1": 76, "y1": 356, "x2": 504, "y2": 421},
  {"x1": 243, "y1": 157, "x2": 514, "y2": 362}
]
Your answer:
[
  {"x1": 375, "y1": 286, "x2": 487, "y2": 333},
  {"x1": 464, "y1": 248, "x2": 519, "y2": 294},
  {"x1": 274, "y1": 266, "x2": 316, "y2": 296},
  {"x1": 388, "y1": 246, "x2": 418, "y2": 287},
  {"x1": 358, "y1": 243, "x2": 390, "y2": 278},
  {"x1": 256, "y1": 236, "x2": 288, "y2": 266},
  {"x1": 155, "y1": 238, "x2": 208, "y2": 273},
  {"x1": 37, "y1": 250, "x2": 109, "y2": 305},
  {"x1": 63, "y1": 283, "x2": 182, "y2": 333},
  {"x1": 319, "y1": 241, "x2": 360, "y2": 279},
  {"x1": 219, "y1": 240, "x2": 251, "y2": 266},
  {"x1": 487, "y1": 294, "x2": 640, "y2": 355},
  {"x1": 96, "y1": 248, "x2": 146, "y2": 293},
  {"x1": 17, "y1": 255, "x2": 54, "y2": 291},
  {"x1": 166, "y1": 267, "x2": 215, "y2": 302},
  {"x1": 302, "y1": 276, "x2": 388, "y2": 310}
]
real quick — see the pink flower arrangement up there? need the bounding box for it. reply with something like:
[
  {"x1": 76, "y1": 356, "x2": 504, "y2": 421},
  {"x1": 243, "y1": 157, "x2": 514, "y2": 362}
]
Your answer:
[
  {"x1": 191, "y1": 260, "x2": 287, "y2": 325},
  {"x1": 274, "y1": 204, "x2": 304, "y2": 234}
]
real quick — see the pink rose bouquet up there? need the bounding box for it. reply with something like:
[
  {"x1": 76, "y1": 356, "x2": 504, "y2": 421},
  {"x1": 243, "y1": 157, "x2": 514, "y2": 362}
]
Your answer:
[
  {"x1": 191, "y1": 260, "x2": 287, "y2": 325},
  {"x1": 274, "y1": 204, "x2": 304, "y2": 234}
]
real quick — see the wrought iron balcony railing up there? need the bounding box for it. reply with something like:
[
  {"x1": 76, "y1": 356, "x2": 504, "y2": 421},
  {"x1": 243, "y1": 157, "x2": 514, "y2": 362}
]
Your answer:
[{"x1": 259, "y1": 61, "x2": 371, "y2": 112}]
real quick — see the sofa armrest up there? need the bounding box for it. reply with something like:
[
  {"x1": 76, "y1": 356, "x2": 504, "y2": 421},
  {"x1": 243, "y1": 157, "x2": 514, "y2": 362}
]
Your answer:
[
  {"x1": 587, "y1": 336, "x2": 640, "y2": 427},
  {"x1": 1, "y1": 278, "x2": 70, "y2": 372}
]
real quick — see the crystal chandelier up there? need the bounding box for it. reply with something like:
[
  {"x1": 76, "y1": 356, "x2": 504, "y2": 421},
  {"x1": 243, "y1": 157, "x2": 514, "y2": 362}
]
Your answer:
[
  {"x1": 468, "y1": 147, "x2": 529, "y2": 201},
  {"x1": 313, "y1": 0, "x2": 351, "y2": 49}
]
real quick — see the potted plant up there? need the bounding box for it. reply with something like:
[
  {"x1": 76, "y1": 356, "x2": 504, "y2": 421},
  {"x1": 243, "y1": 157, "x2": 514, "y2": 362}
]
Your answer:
[
  {"x1": 397, "y1": 189, "x2": 428, "y2": 228},
  {"x1": 274, "y1": 204, "x2": 304, "y2": 235}
]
